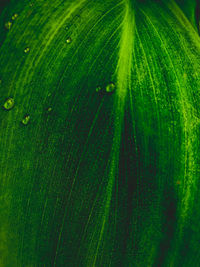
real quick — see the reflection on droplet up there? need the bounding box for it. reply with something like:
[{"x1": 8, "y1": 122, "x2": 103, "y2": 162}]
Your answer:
[
  {"x1": 24, "y1": 47, "x2": 30, "y2": 53},
  {"x1": 3, "y1": 98, "x2": 14, "y2": 110},
  {"x1": 22, "y1": 115, "x2": 30, "y2": 125},
  {"x1": 66, "y1": 37, "x2": 72, "y2": 44},
  {"x1": 96, "y1": 86, "x2": 102, "y2": 93},
  {"x1": 12, "y1": 14, "x2": 18, "y2": 20},
  {"x1": 5, "y1": 21, "x2": 12, "y2": 30},
  {"x1": 106, "y1": 82, "x2": 116, "y2": 93}
]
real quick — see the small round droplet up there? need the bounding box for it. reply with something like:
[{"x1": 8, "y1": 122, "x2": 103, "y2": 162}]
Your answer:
[
  {"x1": 96, "y1": 86, "x2": 102, "y2": 93},
  {"x1": 106, "y1": 82, "x2": 116, "y2": 93},
  {"x1": 5, "y1": 21, "x2": 12, "y2": 30},
  {"x1": 66, "y1": 37, "x2": 72, "y2": 44},
  {"x1": 22, "y1": 115, "x2": 30, "y2": 125},
  {"x1": 3, "y1": 98, "x2": 14, "y2": 110},
  {"x1": 12, "y1": 13, "x2": 18, "y2": 20},
  {"x1": 24, "y1": 47, "x2": 30, "y2": 53},
  {"x1": 47, "y1": 107, "x2": 52, "y2": 112}
]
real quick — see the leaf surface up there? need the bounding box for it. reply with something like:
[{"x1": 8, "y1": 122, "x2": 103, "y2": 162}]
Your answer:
[{"x1": 0, "y1": 0, "x2": 200, "y2": 266}]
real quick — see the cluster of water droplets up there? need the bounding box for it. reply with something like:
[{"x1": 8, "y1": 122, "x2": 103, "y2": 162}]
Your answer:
[
  {"x1": 1, "y1": 84, "x2": 115, "y2": 126},
  {"x1": 2, "y1": 9, "x2": 116, "y2": 128},
  {"x1": 24, "y1": 47, "x2": 30, "y2": 53},
  {"x1": 2, "y1": 97, "x2": 31, "y2": 125},
  {"x1": 96, "y1": 82, "x2": 116, "y2": 94},
  {"x1": 2, "y1": 89, "x2": 55, "y2": 126},
  {"x1": 64, "y1": 14, "x2": 82, "y2": 45},
  {"x1": 4, "y1": 12, "x2": 31, "y2": 55},
  {"x1": 1, "y1": 84, "x2": 115, "y2": 128},
  {"x1": 5, "y1": 13, "x2": 18, "y2": 30}
]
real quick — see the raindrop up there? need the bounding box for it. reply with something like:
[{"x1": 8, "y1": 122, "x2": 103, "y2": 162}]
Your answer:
[
  {"x1": 12, "y1": 14, "x2": 18, "y2": 20},
  {"x1": 24, "y1": 47, "x2": 30, "y2": 53},
  {"x1": 106, "y1": 82, "x2": 116, "y2": 93},
  {"x1": 3, "y1": 98, "x2": 14, "y2": 110},
  {"x1": 66, "y1": 37, "x2": 72, "y2": 44},
  {"x1": 21, "y1": 115, "x2": 30, "y2": 125},
  {"x1": 5, "y1": 21, "x2": 12, "y2": 30}
]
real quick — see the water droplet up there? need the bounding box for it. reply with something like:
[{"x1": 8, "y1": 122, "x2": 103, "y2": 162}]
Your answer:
[
  {"x1": 3, "y1": 98, "x2": 14, "y2": 110},
  {"x1": 24, "y1": 47, "x2": 30, "y2": 53},
  {"x1": 5, "y1": 21, "x2": 12, "y2": 30},
  {"x1": 47, "y1": 107, "x2": 52, "y2": 112},
  {"x1": 96, "y1": 86, "x2": 102, "y2": 92},
  {"x1": 106, "y1": 82, "x2": 116, "y2": 93},
  {"x1": 66, "y1": 37, "x2": 72, "y2": 44},
  {"x1": 22, "y1": 115, "x2": 30, "y2": 125},
  {"x1": 12, "y1": 13, "x2": 18, "y2": 20}
]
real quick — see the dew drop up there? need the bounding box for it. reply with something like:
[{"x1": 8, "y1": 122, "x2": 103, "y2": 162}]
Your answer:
[
  {"x1": 106, "y1": 82, "x2": 116, "y2": 93},
  {"x1": 12, "y1": 13, "x2": 18, "y2": 20},
  {"x1": 24, "y1": 47, "x2": 30, "y2": 53},
  {"x1": 47, "y1": 107, "x2": 52, "y2": 112},
  {"x1": 66, "y1": 37, "x2": 72, "y2": 44},
  {"x1": 3, "y1": 98, "x2": 14, "y2": 110},
  {"x1": 5, "y1": 21, "x2": 12, "y2": 30},
  {"x1": 22, "y1": 115, "x2": 30, "y2": 125}
]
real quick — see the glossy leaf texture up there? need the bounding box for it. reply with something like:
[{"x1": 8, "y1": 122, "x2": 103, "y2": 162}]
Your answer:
[{"x1": 0, "y1": 0, "x2": 200, "y2": 266}]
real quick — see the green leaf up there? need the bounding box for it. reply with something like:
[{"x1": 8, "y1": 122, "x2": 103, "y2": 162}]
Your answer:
[
  {"x1": 175, "y1": 0, "x2": 198, "y2": 30},
  {"x1": 0, "y1": 0, "x2": 200, "y2": 266}
]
